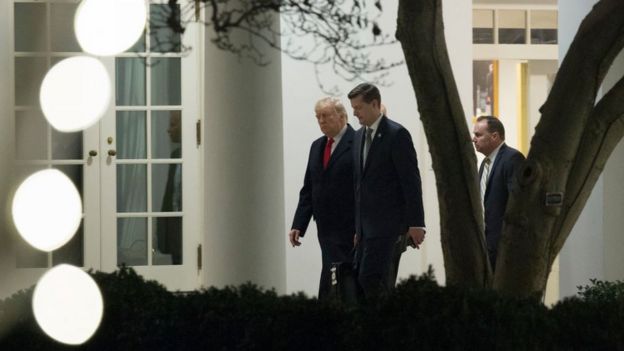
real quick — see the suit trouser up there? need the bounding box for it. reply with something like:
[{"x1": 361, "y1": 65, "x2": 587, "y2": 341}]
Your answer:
[
  {"x1": 355, "y1": 235, "x2": 400, "y2": 299},
  {"x1": 318, "y1": 235, "x2": 354, "y2": 300},
  {"x1": 388, "y1": 235, "x2": 408, "y2": 287}
]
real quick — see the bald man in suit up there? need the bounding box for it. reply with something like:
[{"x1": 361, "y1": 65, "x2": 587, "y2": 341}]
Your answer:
[{"x1": 473, "y1": 116, "x2": 525, "y2": 269}]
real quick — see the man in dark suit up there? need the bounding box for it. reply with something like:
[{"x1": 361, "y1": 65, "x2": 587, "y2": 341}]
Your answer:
[
  {"x1": 348, "y1": 83, "x2": 426, "y2": 298},
  {"x1": 473, "y1": 116, "x2": 525, "y2": 269},
  {"x1": 290, "y1": 97, "x2": 356, "y2": 300}
]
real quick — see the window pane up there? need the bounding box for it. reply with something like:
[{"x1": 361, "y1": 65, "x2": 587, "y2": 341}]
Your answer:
[
  {"x1": 16, "y1": 110, "x2": 47, "y2": 160},
  {"x1": 150, "y1": 4, "x2": 182, "y2": 53},
  {"x1": 152, "y1": 110, "x2": 182, "y2": 159},
  {"x1": 499, "y1": 29, "x2": 526, "y2": 44},
  {"x1": 117, "y1": 218, "x2": 147, "y2": 266},
  {"x1": 531, "y1": 29, "x2": 557, "y2": 44},
  {"x1": 117, "y1": 164, "x2": 147, "y2": 212},
  {"x1": 531, "y1": 10, "x2": 558, "y2": 45},
  {"x1": 530, "y1": 10, "x2": 557, "y2": 29},
  {"x1": 151, "y1": 58, "x2": 181, "y2": 105},
  {"x1": 153, "y1": 217, "x2": 182, "y2": 265},
  {"x1": 473, "y1": 10, "x2": 494, "y2": 28},
  {"x1": 153, "y1": 163, "x2": 182, "y2": 212},
  {"x1": 14, "y1": 3, "x2": 47, "y2": 52},
  {"x1": 116, "y1": 111, "x2": 147, "y2": 159},
  {"x1": 116, "y1": 58, "x2": 146, "y2": 106},
  {"x1": 473, "y1": 28, "x2": 494, "y2": 44},
  {"x1": 498, "y1": 10, "x2": 526, "y2": 44},
  {"x1": 52, "y1": 220, "x2": 84, "y2": 266},
  {"x1": 51, "y1": 3, "x2": 81, "y2": 52},
  {"x1": 15, "y1": 57, "x2": 47, "y2": 106},
  {"x1": 472, "y1": 7, "x2": 493, "y2": 44},
  {"x1": 52, "y1": 130, "x2": 83, "y2": 160}
]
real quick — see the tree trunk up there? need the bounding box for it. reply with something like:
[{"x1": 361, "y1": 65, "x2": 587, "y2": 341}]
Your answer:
[
  {"x1": 396, "y1": 0, "x2": 624, "y2": 298},
  {"x1": 396, "y1": 0, "x2": 490, "y2": 289},
  {"x1": 494, "y1": 0, "x2": 624, "y2": 297}
]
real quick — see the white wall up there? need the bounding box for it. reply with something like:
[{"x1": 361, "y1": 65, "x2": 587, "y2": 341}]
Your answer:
[
  {"x1": 282, "y1": 0, "x2": 472, "y2": 296},
  {"x1": 202, "y1": 14, "x2": 286, "y2": 292}
]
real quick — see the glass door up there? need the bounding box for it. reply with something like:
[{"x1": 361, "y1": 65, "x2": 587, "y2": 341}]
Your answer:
[
  {"x1": 99, "y1": 1, "x2": 203, "y2": 291},
  {"x1": 10, "y1": 0, "x2": 203, "y2": 292},
  {"x1": 10, "y1": 0, "x2": 100, "y2": 289}
]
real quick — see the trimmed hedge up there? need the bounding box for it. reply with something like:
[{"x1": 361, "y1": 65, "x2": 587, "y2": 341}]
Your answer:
[{"x1": 1, "y1": 268, "x2": 623, "y2": 350}]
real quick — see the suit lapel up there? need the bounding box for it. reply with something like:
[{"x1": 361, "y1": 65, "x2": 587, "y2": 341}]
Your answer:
[
  {"x1": 354, "y1": 127, "x2": 364, "y2": 180},
  {"x1": 485, "y1": 143, "x2": 507, "y2": 196},
  {"x1": 362, "y1": 116, "x2": 387, "y2": 175},
  {"x1": 326, "y1": 125, "x2": 354, "y2": 170},
  {"x1": 310, "y1": 138, "x2": 325, "y2": 176}
]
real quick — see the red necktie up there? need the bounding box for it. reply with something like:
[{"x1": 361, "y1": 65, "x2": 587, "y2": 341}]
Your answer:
[{"x1": 323, "y1": 137, "x2": 334, "y2": 169}]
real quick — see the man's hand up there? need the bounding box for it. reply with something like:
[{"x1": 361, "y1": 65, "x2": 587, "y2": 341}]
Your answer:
[
  {"x1": 353, "y1": 233, "x2": 359, "y2": 247},
  {"x1": 407, "y1": 227, "x2": 425, "y2": 249},
  {"x1": 289, "y1": 229, "x2": 302, "y2": 247}
]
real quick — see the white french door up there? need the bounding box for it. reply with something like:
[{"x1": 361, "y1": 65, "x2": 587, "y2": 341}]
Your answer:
[
  {"x1": 9, "y1": 0, "x2": 203, "y2": 292},
  {"x1": 99, "y1": 4, "x2": 203, "y2": 291}
]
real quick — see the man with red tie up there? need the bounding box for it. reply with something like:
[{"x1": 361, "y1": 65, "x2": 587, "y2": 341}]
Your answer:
[{"x1": 289, "y1": 97, "x2": 356, "y2": 300}]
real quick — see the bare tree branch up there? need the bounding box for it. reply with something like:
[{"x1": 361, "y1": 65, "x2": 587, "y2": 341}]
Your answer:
[
  {"x1": 552, "y1": 75, "x2": 624, "y2": 254},
  {"x1": 494, "y1": 0, "x2": 624, "y2": 297},
  {"x1": 155, "y1": 0, "x2": 402, "y2": 86}
]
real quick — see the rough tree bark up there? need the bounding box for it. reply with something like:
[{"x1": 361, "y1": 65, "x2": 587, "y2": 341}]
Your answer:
[
  {"x1": 396, "y1": 0, "x2": 491, "y2": 289},
  {"x1": 397, "y1": 0, "x2": 624, "y2": 298},
  {"x1": 495, "y1": 0, "x2": 624, "y2": 296}
]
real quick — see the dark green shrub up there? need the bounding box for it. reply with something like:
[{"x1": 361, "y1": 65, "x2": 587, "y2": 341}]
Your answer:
[
  {"x1": 549, "y1": 279, "x2": 624, "y2": 350},
  {"x1": 353, "y1": 271, "x2": 550, "y2": 351},
  {"x1": 1, "y1": 268, "x2": 623, "y2": 350}
]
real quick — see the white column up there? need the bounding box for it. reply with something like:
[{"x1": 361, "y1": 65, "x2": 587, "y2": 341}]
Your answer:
[
  {"x1": 0, "y1": 0, "x2": 14, "y2": 298},
  {"x1": 203, "y1": 13, "x2": 286, "y2": 292}
]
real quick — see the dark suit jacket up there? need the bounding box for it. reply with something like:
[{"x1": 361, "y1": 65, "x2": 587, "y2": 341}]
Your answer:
[
  {"x1": 353, "y1": 116, "x2": 425, "y2": 238},
  {"x1": 479, "y1": 143, "x2": 525, "y2": 263},
  {"x1": 291, "y1": 125, "x2": 355, "y2": 239}
]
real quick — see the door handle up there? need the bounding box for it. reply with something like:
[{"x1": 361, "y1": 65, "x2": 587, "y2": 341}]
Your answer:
[
  {"x1": 88, "y1": 150, "x2": 98, "y2": 157},
  {"x1": 108, "y1": 149, "x2": 117, "y2": 156}
]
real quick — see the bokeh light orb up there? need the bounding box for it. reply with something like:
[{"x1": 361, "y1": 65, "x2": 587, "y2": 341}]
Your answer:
[
  {"x1": 39, "y1": 56, "x2": 111, "y2": 132},
  {"x1": 32, "y1": 264, "x2": 103, "y2": 345},
  {"x1": 75, "y1": 0, "x2": 147, "y2": 56},
  {"x1": 12, "y1": 169, "x2": 82, "y2": 252}
]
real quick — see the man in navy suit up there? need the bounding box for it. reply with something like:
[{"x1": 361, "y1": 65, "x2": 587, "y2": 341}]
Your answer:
[
  {"x1": 348, "y1": 83, "x2": 426, "y2": 298},
  {"x1": 473, "y1": 116, "x2": 525, "y2": 270},
  {"x1": 290, "y1": 97, "x2": 356, "y2": 299}
]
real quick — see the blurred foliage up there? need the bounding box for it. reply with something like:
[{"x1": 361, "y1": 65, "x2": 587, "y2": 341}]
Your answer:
[{"x1": 1, "y1": 267, "x2": 623, "y2": 350}]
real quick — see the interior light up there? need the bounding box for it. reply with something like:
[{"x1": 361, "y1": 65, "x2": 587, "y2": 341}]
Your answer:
[
  {"x1": 39, "y1": 56, "x2": 111, "y2": 132},
  {"x1": 12, "y1": 169, "x2": 82, "y2": 252},
  {"x1": 75, "y1": 0, "x2": 147, "y2": 56},
  {"x1": 32, "y1": 264, "x2": 103, "y2": 345}
]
